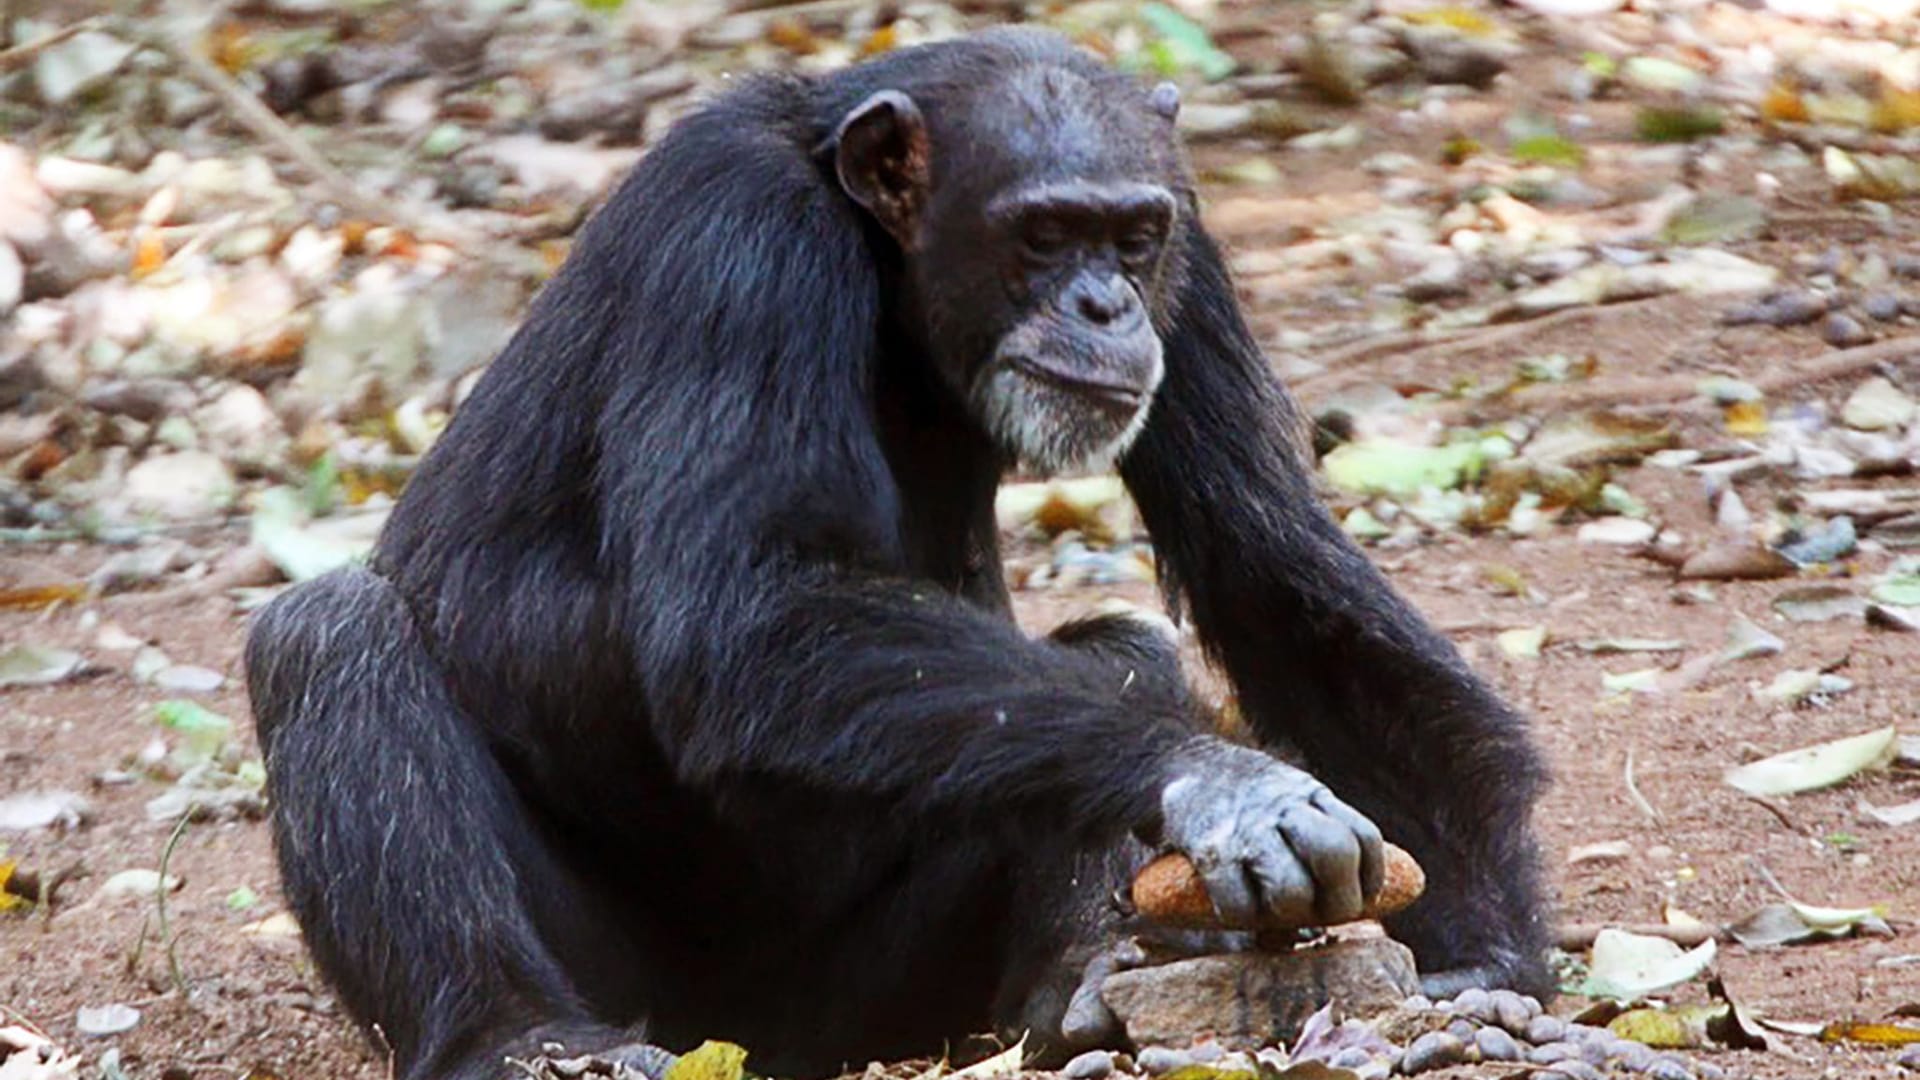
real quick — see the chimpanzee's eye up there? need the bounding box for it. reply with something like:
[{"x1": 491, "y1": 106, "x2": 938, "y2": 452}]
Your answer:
[
  {"x1": 1117, "y1": 226, "x2": 1163, "y2": 263},
  {"x1": 1021, "y1": 216, "x2": 1071, "y2": 260}
]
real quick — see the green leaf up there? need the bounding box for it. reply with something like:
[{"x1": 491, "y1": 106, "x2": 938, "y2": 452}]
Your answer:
[
  {"x1": 1511, "y1": 134, "x2": 1585, "y2": 167},
  {"x1": 1636, "y1": 106, "x2": 1724, "y2": 143},
  {"x1": 1872, "y1": 573, "x2": 1920, "y2": 607},
  {"x1": 1137, "y1": 3, "x2": 1236, "y2": 81},
  {"x1": 155, "y1": 700, "x2": 234, "y2": 764}
]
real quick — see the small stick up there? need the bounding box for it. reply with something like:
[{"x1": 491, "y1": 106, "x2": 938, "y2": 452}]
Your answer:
[
  {"x1": 1623, "y1": 748, "x2": 1665, "y2": 828},
  {"x1": 0, "y1": 16, "x2": 104, "y2": 74},
  {"x1": 103, "y1": 17, "x2": 390, "y2": 223}
]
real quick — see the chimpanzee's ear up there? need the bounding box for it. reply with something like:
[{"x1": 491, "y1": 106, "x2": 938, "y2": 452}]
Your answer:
[
  {"x1": 832, "y1": 90, "x2": 931, "y2": 249},
  {"x1": 1149, "y1": 81, "x2": 1180, "y2": 121}
]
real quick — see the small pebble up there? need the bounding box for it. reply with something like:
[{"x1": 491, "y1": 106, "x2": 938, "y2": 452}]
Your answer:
[
  {"x1": 1727, "y1": 289, "x2": 1826, "y2": 327},
  {"x1": 1544, "y1": 1063, "x2": 1604, "y2": 1080},
  {"x1": 1865, "y1": 293, "x2": 1904, "y2": 321},
  {"x1": 1527, "y1": 1015, "x2": 1567, "y2": 1044},
  {"x1": 1490, "y1": 989, "x2": 1534, "y2": 1034},
  {"x1": 1822, "y1": 312, "x2": 1873, "y2": 347},
  {"x1": 1399, "y1": 1031, "x2": 1468, "y2": 1075},
  {"x1": 1694, "y1": 1063, "x2": 1727, "y2": 1080},
  {"x1": 1445, "y1": 1018, "x2": 1477, "y2": 1041},
  {"x1": 1528, "y1": 1041, "x2": 1580, "y2": 1066},
  {"x1": 1607, "y1": 1039, "x2": 1657, "y2": 1071},
  {"x1": 1401, "y1": 994, "x2": 1433, "y2": 1011},
  {"x1": 1063, "y1": 1050, "x2": 1114, "y2": 1080},
  {"x1": 1137, "y1": 1047, "x2": 1192, "y2": 1075},
  {"x1": 1475, "y1": 1026, "x2": 1523, "y2": 1062},
  {"x1": 1566, "y1": 1023, "x2": 1613, "y2": 1046},
  {"x1": 1186, "y1": 1042, "x2": 1224, "y2": 1065},
  {"x1": 1328, "y1": 1047, "x2": 1372, "y2": 1069},
  {"x1": 1646, "y1": 1058, "x2": 1695, "y2": 1080},
  {"x1": 1893, "y1": 253, "x2": 1920, "y2": 278},
  {"x1": 1451, "y1": 987, "x2": 1493, "y2": 1023}
]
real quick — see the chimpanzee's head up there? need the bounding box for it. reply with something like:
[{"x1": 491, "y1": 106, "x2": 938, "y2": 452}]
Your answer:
[{"x1": 828, "y1": 34, "x2": 1193, "y2": 475}]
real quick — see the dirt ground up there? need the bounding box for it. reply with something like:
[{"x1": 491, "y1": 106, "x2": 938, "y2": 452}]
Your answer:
[{"x1": 4, "y1": 1, "x2": 1920, "y2": 1078}]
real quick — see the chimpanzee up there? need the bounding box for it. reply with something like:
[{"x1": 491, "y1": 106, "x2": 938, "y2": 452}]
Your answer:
[{"x1": 246, "y1": 26, "x2": 1549, "y2": 1080}]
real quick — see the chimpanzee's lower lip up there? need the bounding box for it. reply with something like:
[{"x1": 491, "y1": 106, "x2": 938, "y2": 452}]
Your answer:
[{"x1": 1007, "y1": 355, "x2": 1147, "y2": 410}]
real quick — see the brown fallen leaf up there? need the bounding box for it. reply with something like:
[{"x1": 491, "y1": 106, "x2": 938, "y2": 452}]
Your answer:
[
  {"x1": 1133, "y1": 842, "x2": 1425, "y2": 929},
  {"x1": 1678, "y1": 543, "x2": 1795, "y2": 581}
]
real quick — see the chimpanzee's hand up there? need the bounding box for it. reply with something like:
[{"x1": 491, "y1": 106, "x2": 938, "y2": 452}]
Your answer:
[{"x1": 1157, "y1": 737, "x2": 1384, "y2": 927}]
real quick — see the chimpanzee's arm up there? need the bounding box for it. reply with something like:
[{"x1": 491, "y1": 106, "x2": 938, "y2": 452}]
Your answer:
[
  {"x1": 649, "y1": 577, "x2": 1197, "y2": 837},
  {"x1": 1120, "y1": 227, "x2": 1552, "y2": 994}
]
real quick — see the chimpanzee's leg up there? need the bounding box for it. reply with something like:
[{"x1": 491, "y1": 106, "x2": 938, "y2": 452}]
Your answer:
[{"x1": 247, "y1": 567, "x2": 659, "y2": 1080}]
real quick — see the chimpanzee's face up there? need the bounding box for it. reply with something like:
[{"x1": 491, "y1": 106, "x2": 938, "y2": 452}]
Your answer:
[
  {"x1": 952, "y1": 175, "x2": 1175, "y2": 474},
  {"x1": 830, "y1": 65, "x2": 1190, "y2": 474}
]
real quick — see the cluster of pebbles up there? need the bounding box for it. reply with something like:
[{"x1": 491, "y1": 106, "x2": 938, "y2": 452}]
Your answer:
[{"x1": 1061, "y1": 988, "x2": 1720, "y2": 1080}]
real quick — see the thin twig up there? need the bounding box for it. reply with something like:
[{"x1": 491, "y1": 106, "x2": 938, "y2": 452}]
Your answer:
[
  {"x1": 0, "y1": 16, "x2": 103, "y2": 75},
  {"x1": 101, "y1": 16, "x2": 390, "y2": 223},
  {"x1": 1555, "y1": 922, "x2": 1720, "y2": 951},
  {"x1": 1743, "y1": 794, "x2": 1803, "y2": 835},
  {"x1": 1623, "y1": 748, "x2": 1664, "y2": 828}
]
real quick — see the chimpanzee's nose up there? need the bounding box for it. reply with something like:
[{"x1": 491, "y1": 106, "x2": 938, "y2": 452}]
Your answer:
[{"x1": 1071, "y1": 273, "x2": 1138, "y2": 327}]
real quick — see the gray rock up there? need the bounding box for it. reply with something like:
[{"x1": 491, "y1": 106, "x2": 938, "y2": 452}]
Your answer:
[
  {"x1": 1444, "y1": 1018, "x2": 1476, "y2": 1041},
  {"x1": 1474, "y1": 1026, "x2": 1523, "y2": 1062},
  {"x1": 1135, "y1": 1047, "x2": 1191, "y2": 1075},
  {"x1": 1526, "y1": 1015, "x2": 1567, "y2": 1044},
  {"x1": 1726, "y1": 289, "x2": 1826, "y2": 326},
  {"x1": 1398, "y1": 1031, "x2": 1466, "y2": 1075},
  {"x1": 1186, "y1": 1042, "x2": 1224, "y2": 1064},
  {"x1": 1489, "y1": 989, "x2": 1535, "y2": 1033},
  {"x1": 1543, "y1": 1063, "x2": 1604, "y2": 1080},
  {"x1": 1327, "y1": 1047, "x2": 1372, "y2": 1069},
  {"x1": 1101, "y1": 939, "x2": 1419, "y2": 1048},
  {"x1": 1063, "y1": 1050, "x2": 1114, "y2": 1080},
  {"x1": 1565, "y1": 1023, "x2": 1613, "y2": 1046},
  {"x1": 1865, "y1": 293, "x2": 1905, "y2": 321},
  {"x1": 83, "y1": 379, "x2": 196, "y2": 423},
  {"x1": 1449, "y1": 987, "x2": 1493, "y2": 1023},
  {"x1": 1901, "y1": 1044, "x2": 1920, "y2": 1071},
  {"x1": 1893, "y1": 253, "x2": 1920, "y2": 278},
  {"x1": 1823, "y1": 312, "x2": 1873, "y2": 347},
  {"x1": 1402, "y1": 26, "x2": 1508, "y2": 88},
  {"x1": 1528, "y1": 1042, "x2": 1580, "y2": 1065},
  {"x1": 1646, "y1": 1058, "x2": 1694, "y2": 1080},
  {"x1": 1607, "y1": 1038, "x2": 1657, "y2": 1071}
]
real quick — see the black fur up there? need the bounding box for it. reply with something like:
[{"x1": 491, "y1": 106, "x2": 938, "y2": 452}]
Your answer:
[{"x1": 247, "y1": 27, "x2": 1548, "y2": 1080}]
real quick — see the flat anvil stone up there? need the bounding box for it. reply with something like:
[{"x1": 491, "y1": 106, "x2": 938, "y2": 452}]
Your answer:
[{"x1": 1099, "y1": 938, "x2": 1419, "y2": 1047}]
